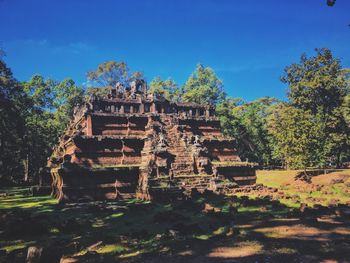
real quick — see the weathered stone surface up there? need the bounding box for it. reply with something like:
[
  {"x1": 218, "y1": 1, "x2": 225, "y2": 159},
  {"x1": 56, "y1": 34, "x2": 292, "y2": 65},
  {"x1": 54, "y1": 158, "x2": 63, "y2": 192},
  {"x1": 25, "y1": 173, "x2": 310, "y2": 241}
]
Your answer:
[{"x1": 47, "y1": 79, "x2": 256, "y2": 202}]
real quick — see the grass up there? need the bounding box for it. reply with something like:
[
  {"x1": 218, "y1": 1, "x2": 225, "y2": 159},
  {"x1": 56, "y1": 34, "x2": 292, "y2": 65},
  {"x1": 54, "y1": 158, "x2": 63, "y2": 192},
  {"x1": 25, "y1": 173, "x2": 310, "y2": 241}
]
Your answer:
[
  {"x1": 256, "y1": 169, "x2": 350, "y2": 207},
  {"x1": 96, "y1": 244, "x2": 127, "y2": 254},
  {"x1": 1, "y1": 241, "x2": 36, "y2": 253},
  {"x1": 1, "y1": 170, "x2": 350, "y2": 262},
  {"x1": 0, "y1": 187, "x2": 279, "y2": 261},
  {"x1": 0, "y1": 187, "x2": 58, "y2": 211}
]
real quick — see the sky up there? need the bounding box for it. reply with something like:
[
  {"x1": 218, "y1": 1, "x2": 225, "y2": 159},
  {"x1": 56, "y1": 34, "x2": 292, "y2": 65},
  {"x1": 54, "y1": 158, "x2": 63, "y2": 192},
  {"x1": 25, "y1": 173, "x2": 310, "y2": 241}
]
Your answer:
[{"x1": 0, "y1": 0, "x2": 349, "y2": 101}]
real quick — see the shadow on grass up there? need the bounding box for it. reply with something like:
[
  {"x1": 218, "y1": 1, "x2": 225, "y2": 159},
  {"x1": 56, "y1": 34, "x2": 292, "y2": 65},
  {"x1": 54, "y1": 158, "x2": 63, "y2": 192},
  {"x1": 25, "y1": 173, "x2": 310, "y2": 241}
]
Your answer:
[{"x1": 1, "y1": 187, "x2": 350, "y2": 262}]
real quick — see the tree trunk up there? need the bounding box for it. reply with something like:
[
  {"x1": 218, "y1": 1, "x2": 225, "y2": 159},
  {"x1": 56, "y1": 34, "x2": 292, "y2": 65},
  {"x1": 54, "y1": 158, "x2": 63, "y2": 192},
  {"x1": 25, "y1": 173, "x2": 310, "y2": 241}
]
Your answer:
[
  {"x1": 24, "y1": 154, "x2": 29, "y2": 182},
  {"x1": 336, "y1": 150, "x2": 341, "y2": 168}
]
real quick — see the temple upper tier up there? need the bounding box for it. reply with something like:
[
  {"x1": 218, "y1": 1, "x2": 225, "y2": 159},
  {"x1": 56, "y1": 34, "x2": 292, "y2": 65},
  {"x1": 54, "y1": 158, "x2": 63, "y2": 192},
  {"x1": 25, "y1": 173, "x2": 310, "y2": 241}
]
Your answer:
[{"x1": 77, "y1": 79, "x2": 216, "y2": 120}]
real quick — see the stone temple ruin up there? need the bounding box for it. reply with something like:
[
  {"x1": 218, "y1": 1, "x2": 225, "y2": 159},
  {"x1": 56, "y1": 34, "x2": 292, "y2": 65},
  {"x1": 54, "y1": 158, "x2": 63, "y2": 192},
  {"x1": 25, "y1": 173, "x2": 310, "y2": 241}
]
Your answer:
[{"x1": 48, "y1": 80, "x2": 256, "y2": 202}]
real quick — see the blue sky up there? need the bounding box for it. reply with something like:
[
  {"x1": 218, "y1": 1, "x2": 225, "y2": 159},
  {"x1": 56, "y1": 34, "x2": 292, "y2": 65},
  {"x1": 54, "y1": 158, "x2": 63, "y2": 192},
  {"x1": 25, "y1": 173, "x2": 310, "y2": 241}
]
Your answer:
[{"x1": 1, "y1": 0, "x2": 349, "y2": 101}]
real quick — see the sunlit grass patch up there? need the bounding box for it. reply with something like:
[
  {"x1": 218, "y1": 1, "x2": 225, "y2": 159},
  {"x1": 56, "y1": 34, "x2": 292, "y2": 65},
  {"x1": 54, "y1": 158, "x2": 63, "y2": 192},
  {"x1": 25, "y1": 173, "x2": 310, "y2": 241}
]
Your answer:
[
  {"x1": 256, "y1": 169, "x2": 350, "y2": 207},
  {"x1": 237, "y1": 206, "x2": 261, "y2": 213},
  {"x1": 331, "y1": 184, "x2": 350, "y2": 198},
  {"x1": 0, "y1": 187, "x2": 57, "y2": 211},
  {"x1": 194, "y1": 234, "x2": 210, "y2": 240},
  {"x1": 96, "y1": 244, "x2": 127, "y2": 254},
  {"x1": 212, "y1": 226, "x2": 233, "y2": 237},
  {"x1": 105, "y1": 212, "x2": 124, "y2": 219},
  {"x1": 257, "y1": 170, "x2": 298, "y2": 188},
  {"x1": 278, "y1": 198, "x2": 301, "y2": 208},
  {"x1": 1, "y1": 240, "x2": 35, "y2": 253}
]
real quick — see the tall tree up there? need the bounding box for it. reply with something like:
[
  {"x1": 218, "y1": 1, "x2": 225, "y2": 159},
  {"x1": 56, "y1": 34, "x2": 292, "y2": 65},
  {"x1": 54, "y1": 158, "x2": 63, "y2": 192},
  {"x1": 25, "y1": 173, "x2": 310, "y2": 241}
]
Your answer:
[
  {"x1": 0, "y1": 59, "x2": 27, "y2": 183},
  {"x1": 182, "y1": 64, "x2": 225, "y2": 105},
  {"x1": 22, "y1": 76, "x2": 85, "y2": 182},
  {"x1": 281, "y1": 48, "x2": 349, "y2": 167}
]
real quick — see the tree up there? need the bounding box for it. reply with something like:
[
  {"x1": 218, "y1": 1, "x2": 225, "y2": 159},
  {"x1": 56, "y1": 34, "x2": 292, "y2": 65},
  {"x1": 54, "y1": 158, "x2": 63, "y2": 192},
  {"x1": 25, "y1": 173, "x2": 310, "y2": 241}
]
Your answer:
[
  {"x1": 0, "y1": 58, "x2": 28, "y2": 183},
  {"x1": 268, "y1": 105, "x2": 325, "y2": 171},
  {"x1": 282, "y1": 48, "x2": 349, "y2": 166},
  {"x1": 343, "y1": 94, "x2": 350, "y2": 126},
  {"x1": 148, "y1": 76, "x2": 181, "y2": 101},
  {"x1": 282, "y1": 48, "x2": 347, "y2": 115},
  {"x1": 217, "y1": 97, "x2": 278, "y2": 165},
  {"x1": 23, "y1": 75, "x2": 56, "y2": 109},
  {"x1": 86, "y1": 60, "x2": 144, "y2": 87},
  {"x1": 22, "y1": 75, "x2": 85, "y2": 183},
  {"x1": 182, "y1": 64, "x2": 225, "y2": 105},
  {"x1": 52, "y1": 78, "x2": 85, "y2": 134}
]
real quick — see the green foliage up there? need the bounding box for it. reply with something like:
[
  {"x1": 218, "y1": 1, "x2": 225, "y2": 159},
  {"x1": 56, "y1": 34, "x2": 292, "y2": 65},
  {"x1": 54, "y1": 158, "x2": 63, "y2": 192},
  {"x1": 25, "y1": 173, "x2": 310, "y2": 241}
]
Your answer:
[
  {"x1": 343, "y1": 93, "x2": 350, "y2": 126},
  {"x1": 217, "y1": 97, "x2": 278, "y2": 165},
  {"x1": 23, "y1": 75, "x2": 56, "y2": 109},
  {"x1": 148, "y1": 76, "x2": 181, "y2": 101},
  {"x1": 278, "y1": 48, "x2": 350, "y2": 167},
  {"x1": 21, "y1": 76, "x2": 85, "y2": 181},
  {"x1": 0, "y1": 57, "x2": 85, "y2": 183},
  {"x1": 86, "y1": 60, "x2": 143, "y2": 87},
  {"x1": 1, "y1": 47, "x2": 349, "y2": 183},
  {"x1": 268, "y1": 105, "x2": 326, "y2": 169},
  {"x1": 341, "y1": 68, "x2": 350, "y2": 127},
  {"x1": 0, "y1": 59, "x2": 28, "y2": 183},
  {"x1": 182, "y1": 64, "x2": 225, "y2": 105},
  {"x1": 52, "y1": 78, "x2": 85, "y2": 134},
  {"x1": 282, "y1": 48, "x2": 347, "y2": 114},
  {"x1": 86, "y1": 86, "x2": 112, "y2": 99}
]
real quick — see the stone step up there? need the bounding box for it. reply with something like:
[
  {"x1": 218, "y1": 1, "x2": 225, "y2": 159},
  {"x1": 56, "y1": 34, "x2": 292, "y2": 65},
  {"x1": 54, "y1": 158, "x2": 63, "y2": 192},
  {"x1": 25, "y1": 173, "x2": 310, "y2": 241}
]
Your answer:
[
  {"x1": 169, "y1": 153, "x2": 189, "y2": 156},
  {"x1": 173, "y1": 171, "x2": 194, "y2": 175},
  {"x1": 172, "y1": 158, "x2": 193, "y2": 163},
  {"x1": 172, "y1": 159, "x2": 193, "y2": 162},
  {"x1": 171, "y1": 166, "x2": 194, "y2": 170},
  {"x1": 172, "y1": 164, "x2": 193, "y2": 168},
  {"x1": 173, "y1": 156, "x2": 193, "y2": 160}
]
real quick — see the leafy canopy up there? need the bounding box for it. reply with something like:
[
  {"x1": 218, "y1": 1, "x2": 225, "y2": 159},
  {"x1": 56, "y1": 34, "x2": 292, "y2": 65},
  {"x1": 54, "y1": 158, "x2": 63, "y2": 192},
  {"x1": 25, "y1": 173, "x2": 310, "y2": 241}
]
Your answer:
[
  {"x1": 148, "y1": 76, "x2": 181, "y2": 101},
  {"x1": 86, "y1": 60, "x2": 143, "y2": 87},
  {"x1": 182, "y1": 64, "x2": 225, "y2": 105},
  {"x1": 217, "y1": 97, "x2": 279, "y2": 165},
  {"x1": 268, "y1": 104, "x2": 326, "y2": 170},
  {"x1": 275, "y1": 48, "x2": 350, "y2": 168}
]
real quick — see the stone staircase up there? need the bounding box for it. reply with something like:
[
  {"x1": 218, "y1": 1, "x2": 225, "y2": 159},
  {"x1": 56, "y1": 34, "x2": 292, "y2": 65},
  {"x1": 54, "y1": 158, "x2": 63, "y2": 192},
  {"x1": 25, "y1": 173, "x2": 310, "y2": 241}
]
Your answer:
[{"x1": 160, "y1": 115, "x2": 195, "y2": 176}]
